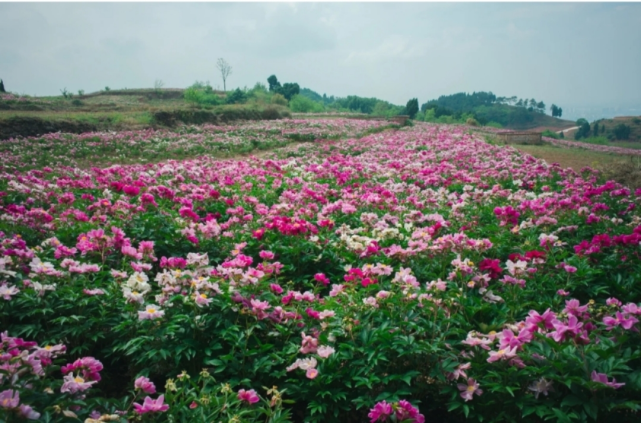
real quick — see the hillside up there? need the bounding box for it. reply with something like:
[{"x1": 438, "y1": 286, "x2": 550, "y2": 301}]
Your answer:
[
  {"x1": 421, "y1": 92, "x2": 575, "y2": 131},
  {"x1": 593, "y1": 116, "x2": 641, "y2": 142},
  {"x1": 0, "y1": 88, "x2": 290, "y2": 139}
]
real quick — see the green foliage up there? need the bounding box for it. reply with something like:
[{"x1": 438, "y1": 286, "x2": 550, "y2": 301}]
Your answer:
[
  {"x1": 278, "y1": 83, "x2": 300, "y2": 101},
  {"x1": 405, "y1": 98, "x2": 419, "y2": 119},
  {"x1": 575, "y1": 119, "x2": 591, "y2": 140},
  {"x1": 421, "y1": 92, "x2": 562, "y2": 127},
  {"x1": 0, "y1": 79, "x2": 5, "y2": 93},
  {"x1": 614, "y1": 123, "x2": 632, "y2": 140},
  {"x1": 104, "y1": 86, "x2": 110, "y2": 92},
  {"x1": 542, "y1": 129, "x2": 560, "y2": 139},
  {"x1": 289, "y1": 94, "x2": 324, "y2": 113},
  {"x1": 271, "y1": 93, "x2": 288, "y2": 106},
  {"x1": 485, "y1": 121, "x2": 503, "y2": 129},
  {"x1": 225, "y1": 88, "x2": 248, "y2": 105},
  {"x1": 267, "y1": 75, "x2": 281, "y2": 92},
  {"x1": 60, "y1": 88, "x2": 73, "y2": 99},
  {"x1": 184, "y1": 86, "x2": 223, "y2": 106}
]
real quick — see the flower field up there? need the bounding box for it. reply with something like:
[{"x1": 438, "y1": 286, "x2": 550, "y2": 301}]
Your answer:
[{"x1": 1, "y1": 120, "x2": 641, "y2": 422}]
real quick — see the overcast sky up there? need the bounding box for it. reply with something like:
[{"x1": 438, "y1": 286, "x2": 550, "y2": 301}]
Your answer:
[{"x1": 1, "y1": 2, "x2": 640, "y2": 108}]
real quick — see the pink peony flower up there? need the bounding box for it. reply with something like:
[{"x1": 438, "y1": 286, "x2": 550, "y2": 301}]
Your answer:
[
  {"x1": 0, "y1": 389, "x2": 20, "y2": 409},
  {"x1": 591, "y1": 371, "x2": 625, "y2": 389},
  {"x1": 60, "y1": 373, "x2": 97, "y2": 393},
  {"x1": 237, "y1": 389, "x2": 260, "y2": 404},
  {"x1": 133, "y1": 395, "x2": 169, "y2": 414},
  {"x1": 134, "y1": 376, "x2": 156, "y2": 394},
  {"x1": 458, "y1": 378, "x2": 483, "y2": 401},
  {"x1": 317, "y1": 345, "x2": 335, "y2": 358},
  {"x1": 306, "y1": 368, "x2": 319, "y2": 379}
]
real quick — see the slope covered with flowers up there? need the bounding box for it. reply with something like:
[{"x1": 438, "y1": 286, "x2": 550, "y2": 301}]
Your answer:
[{"x1": 1, "y1": 121, "x2": 641, "y2": 422}]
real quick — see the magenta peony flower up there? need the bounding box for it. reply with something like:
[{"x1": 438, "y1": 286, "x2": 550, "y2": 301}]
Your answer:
[
  {"x1": 368, "y1": 401, "x2": 393, "y2": 422},
  {"x1": 237, "y1": 389, "x2": 260, "y2": 404}
]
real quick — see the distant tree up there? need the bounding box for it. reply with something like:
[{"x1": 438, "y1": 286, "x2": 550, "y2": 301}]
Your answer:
[
  {"x1": 559, "y1": 131, "x2": 564, "y2": 139},
  {"x1": 279, "y1": 83, "x2": 300, "y2": 101},
  {"x1": 536, "y1": 101, "x2": 545, "y2": 113},
  {"x1": 0, "y1": 79, "x2": 5, "y2": 93},
  {"x1": 216, "y1": 58, "x2": 232, "y2": 92},
  {"x1": 154, "y1": 80, "x2": 164, "y2": 90},
  {"x1": 405, "y1": 98, "x2": 419, "y2": 119},
  {"x1": 267, "y1": 75, "x2": 281, "y2": 92},
  {"x1": 575, "y1": 118, "x2": 591, "y2": 140},
  {"x1": 529, "y1": 99, "x2": 537, "y2": 108},
  {"x1": 557, "y1": 107, "x2": 562, "y2": 118},
  {"x1": 550, "y1": 104, "x2": 558, "y2": 117},
  {"x1": 516, "y1": 99, "x2": 523, "y2": 107},
  {"x1": 613, "y1": 123, "x2": 631, "y2": 140},
  {"x1": 593, "y1": 123, "x2": 599, "y2": 137}
]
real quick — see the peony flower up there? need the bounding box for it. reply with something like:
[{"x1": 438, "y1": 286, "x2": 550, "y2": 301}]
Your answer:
[
  {"x1": 134, "y1": 376, "x2": 156, "y2": 394},
  {"x1": 237, "y1": 389, "x2": 260, "y2": 404},
  {"x1": 60, "y1": 373, "x2": 97, "y2": 393},
  {"x1": 0, "y1": 389, "x2": 20, "y2": 409},
  {"x1": 306, "y1": 368, "x2": 319, "y2": 379},
  {"x1": 458, "y1": 378, "x2": 483, "y2": 401},
  {"x1": 591, "y1": 371, "x2": 625, "y2": 389},
  {"x1": 368, "y1": 401, "x2": 393, "y2": 423},
  {"x1": 0, "y1": 284, "x2": 19, "y2": 300},
  {"x1": 317, "y1": 345, "x2": 335, "y2": 358},
  {"x1": 133, "y1": 395, "x2": 169, "y2": 414},
  {"x1": 528, "y1": 378, "x2": 553, "y2": 399},
  {"x1": 138, "y1": 304, "x2": 165, "y2": 320}
]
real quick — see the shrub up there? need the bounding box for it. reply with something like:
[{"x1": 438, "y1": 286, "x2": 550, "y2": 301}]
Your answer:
[
  {"x1": 225, "y1": 88, "x2": 247, "y2": 105},
  {"x1": 465, "y1": 117, "x2": 479, "y2": 127},
  {"x1": 289, "y1": 94, "x2": 324, "y2": 113},
  {"x1": 271, "y1": 93, "x2": 288, "y2": 106},
  {"x1": 542, "y1": 129, "x2": 560, "y2": 139},
  {"x1": 614, "y1": 123, "x2": 632, "y2": 140}
]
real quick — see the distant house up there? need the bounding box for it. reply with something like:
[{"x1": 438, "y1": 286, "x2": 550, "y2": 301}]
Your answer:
[{"x1": 496, "y1": 131, "x2": 543, "y2": 145}]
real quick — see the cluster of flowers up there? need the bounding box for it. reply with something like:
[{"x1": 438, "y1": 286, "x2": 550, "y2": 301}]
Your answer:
[
  {"x1": 368, "y1": 399, "x2": 425, "y2": 423},
  {"x1": 0, "y1": 332, "x2": 102, "y2": 420}
]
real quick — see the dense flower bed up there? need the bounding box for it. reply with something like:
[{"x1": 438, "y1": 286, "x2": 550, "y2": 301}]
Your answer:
[
  {"x1": 0, "y1": 118, "x2": 392, "y2": 171},
  {"x1": 1, "y1": 121, "x2": 641, "y2": 422}
]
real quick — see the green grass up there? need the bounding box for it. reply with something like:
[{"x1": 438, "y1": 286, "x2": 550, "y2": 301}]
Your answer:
[{"x1": 512, "y1": 144, "x2": 624, "y2": 171}]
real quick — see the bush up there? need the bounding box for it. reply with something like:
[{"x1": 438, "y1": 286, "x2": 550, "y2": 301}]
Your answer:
[
  {"x1": 289, "y1": 94, "x2": 324, "y2": 113},
  {"x1": 466, "y1": 117, "x2": 479, "y2": 127},
  {"x1": 271, "y1": 93, "x2": 288, "y2": 106},
  {"x1": 225, "y1": 88, "x2": 248, "y2": 105},
  {"x1": 542, "y1": 129, "x2": 560, "y2": 139},
  {"x1": 614, "y1": 123, "x2": 632, "y2": 140}
]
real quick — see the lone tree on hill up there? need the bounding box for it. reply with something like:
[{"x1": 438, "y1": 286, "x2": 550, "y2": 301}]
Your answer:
[
  {"x1": 405, "y1": 98, "x2": 419, "y2": 119},
  {"x1": 216, "y1": 58, "x2": 232, "y2": 92},
  {"x1": 0, "y1": 79, "x2": 5, "y2": 93},
  {"x1": 550, "y1": 104, "x2": 563, "y2": 118}
]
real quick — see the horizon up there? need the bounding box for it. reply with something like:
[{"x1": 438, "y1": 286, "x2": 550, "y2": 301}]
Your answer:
[{"x1": 1, "y1": 2, "x2": 640, "y2": 113}]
